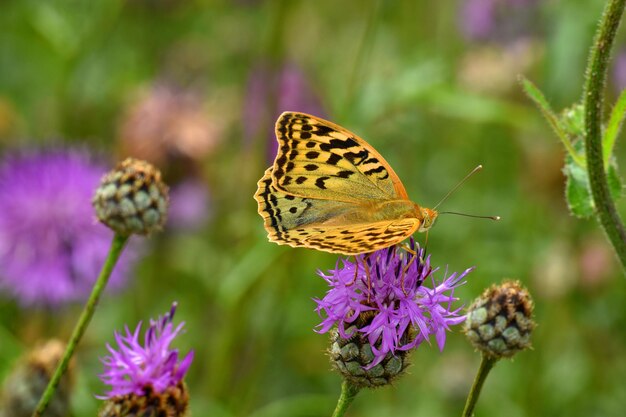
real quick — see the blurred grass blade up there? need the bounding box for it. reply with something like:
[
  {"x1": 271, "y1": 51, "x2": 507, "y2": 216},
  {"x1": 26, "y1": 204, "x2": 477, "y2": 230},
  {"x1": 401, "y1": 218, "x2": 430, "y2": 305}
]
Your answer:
[
  {"x1": 426, "y1": 89, "x2": 534, "y2": 128},
  {"x1": 520, "y1": 77, "x2": 586, "y2": 167},
  {"x1": 218, "y1": 242, "x2": 284, "y2": 309},
  {"x1": 603, "y1": 88, "x2": 626, "y2": 165},
  {"x1": 247, "y1": 394, "x2": 336, "y2": 417},
  {"x1": 0, "y1": 323, "x2": 23, "y2": 376}
]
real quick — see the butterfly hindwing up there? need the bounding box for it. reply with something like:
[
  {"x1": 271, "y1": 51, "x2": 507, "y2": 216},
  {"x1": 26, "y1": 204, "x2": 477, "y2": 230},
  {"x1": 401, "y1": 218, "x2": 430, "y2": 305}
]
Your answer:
[
  {"x1": 255, "y1": 167, "x2": 359, "y2": 244},
  {"x1": 254, "y1": 168, "x2": 420, "y2": 255},
  {"x1": 272, "y1": 112, "x2": 409, "y2": 202},
  {"x1": 297, "y1": 219, "x2": 420, "y2": 254}
]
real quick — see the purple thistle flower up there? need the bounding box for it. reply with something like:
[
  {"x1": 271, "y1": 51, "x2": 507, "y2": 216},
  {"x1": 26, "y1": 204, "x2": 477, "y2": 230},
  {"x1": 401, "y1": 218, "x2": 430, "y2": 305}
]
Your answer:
[
  {"x1": 459, "y1": 0, "x2": 539, "y2": 42},
  {"x1": 460, "y1": 0, "x2": 497, "y2": 41},
  {"x1": 613, "y1": 49, "x2": 626, "y2": 93},
  {"x1": 315, "y1": 240, "x2": 472, "y2": 368},
  {"x1": 0, "y1": 150, "x2": 135, "y2": 306},
  {"x1": 99, "y1": 302, "x2": 194, "y2": 399}
]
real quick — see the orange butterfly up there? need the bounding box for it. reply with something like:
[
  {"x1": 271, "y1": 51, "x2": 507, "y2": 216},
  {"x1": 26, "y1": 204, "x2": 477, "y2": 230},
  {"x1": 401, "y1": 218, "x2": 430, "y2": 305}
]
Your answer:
[{"x1": 254, "y1": 112, "x2": 439, "y2": 255}]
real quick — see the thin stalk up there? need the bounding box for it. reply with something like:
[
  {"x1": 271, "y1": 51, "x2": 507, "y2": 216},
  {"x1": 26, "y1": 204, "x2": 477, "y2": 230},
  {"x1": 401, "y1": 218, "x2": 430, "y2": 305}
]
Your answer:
[
  {"x1": 32, "y1": 234, "x2": 129, "y2": 417},
  {"x1": 583, "y1": 0, "x2": 626, "y2": 273},
  {"x1": 461, "y1": 354, "x2": 497, "y2": 417},
  {"x1": 331, "y1": 380, "x2": 361, "y2": 417}
]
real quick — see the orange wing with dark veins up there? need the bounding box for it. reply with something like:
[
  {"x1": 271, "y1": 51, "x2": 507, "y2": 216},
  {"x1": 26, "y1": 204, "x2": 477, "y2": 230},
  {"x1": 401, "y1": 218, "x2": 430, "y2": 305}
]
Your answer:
[{"x1": 271, "y1": 112, "x2": 410, "y2": 202}]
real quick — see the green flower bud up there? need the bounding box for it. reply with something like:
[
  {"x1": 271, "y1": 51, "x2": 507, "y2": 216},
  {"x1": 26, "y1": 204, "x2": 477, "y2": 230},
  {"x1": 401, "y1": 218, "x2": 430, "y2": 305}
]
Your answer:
[
  {"x1": 93, "y1": 158, "x2": 169, "y2": 235},
  {"x1": 329, "y1": 318, "x2": 412, "y2": 388},
  {"x1": 464, "y1": 280, "x2": 535, "y2": 359}
]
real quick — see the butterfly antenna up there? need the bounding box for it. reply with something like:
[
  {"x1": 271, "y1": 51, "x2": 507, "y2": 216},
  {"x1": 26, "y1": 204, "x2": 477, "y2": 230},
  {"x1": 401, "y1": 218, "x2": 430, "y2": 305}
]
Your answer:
[
  {"x1": 439, "y1": 211, "x2": 501, "y2": 221},
  {"x1": 433, "y1": 165, "x2": 483, "y2": 210}
]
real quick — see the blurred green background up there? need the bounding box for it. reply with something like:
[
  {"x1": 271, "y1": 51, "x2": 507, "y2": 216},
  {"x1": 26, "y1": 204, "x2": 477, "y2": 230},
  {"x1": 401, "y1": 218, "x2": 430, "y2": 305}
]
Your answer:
[{"x1": 2, "y1": 0, "x2": 626, "y2": 416}]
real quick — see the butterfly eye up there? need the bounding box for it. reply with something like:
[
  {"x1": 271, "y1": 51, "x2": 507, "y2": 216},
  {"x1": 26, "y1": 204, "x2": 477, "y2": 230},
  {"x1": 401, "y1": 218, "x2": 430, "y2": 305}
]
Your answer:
[{"x1": 417, "y1": 208, "x2": 437, "y2": 232}]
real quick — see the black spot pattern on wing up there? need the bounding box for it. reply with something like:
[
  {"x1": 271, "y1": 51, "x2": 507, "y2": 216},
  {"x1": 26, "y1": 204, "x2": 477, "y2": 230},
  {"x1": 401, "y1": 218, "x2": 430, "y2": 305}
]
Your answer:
[{"x1": 271, "y1": 112, "x2": 399, "y2": 198}]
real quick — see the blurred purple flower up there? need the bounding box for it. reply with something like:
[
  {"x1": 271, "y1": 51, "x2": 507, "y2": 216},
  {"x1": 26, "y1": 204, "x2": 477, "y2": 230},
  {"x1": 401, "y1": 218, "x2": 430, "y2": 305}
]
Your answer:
[
  {"x1": 315, "y1": 240, "x2": 471, "y2": 368},
  {"x1": 613, "y1": 50, "x2": 626, "y2": 93},
  {"x1": 0, "y1": 150, "x2": 136, "y2": 306},
  {"x1": 461, "y1": 0, "x2": 497, "y2": 40},
  {"x1": 99, "y1": 302, "x2": 194, "y2": 399},
  {"x1": 243, "y1": 62, "x2": 326, "y2": 161},
  {"x1": 167, "y1": 178, "x2": 211, "y2": 231},
  {"x1": 459, "y1": 0, "x2": 539, "y2": 42}
]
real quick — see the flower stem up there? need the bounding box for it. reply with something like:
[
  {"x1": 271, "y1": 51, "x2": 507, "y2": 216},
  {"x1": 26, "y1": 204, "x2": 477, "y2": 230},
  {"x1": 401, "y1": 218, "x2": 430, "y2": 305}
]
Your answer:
[
  {"x1": 461, "y1": 354, "x2": 497, "y2": 417},
  {"x1": 583, "y1": 0, "x2": 626, "y2": 273},
  {"x1": 331, "y1": 380, "x2": 361, "y2": 417},
  {"x1": 32, "y1": 234, "x2": 129, "y2": 417}
]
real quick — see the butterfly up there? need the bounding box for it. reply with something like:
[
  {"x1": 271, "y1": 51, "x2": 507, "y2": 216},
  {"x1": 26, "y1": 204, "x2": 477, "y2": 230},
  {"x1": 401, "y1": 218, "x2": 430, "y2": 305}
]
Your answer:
[{"x1": 254, "y1": 111, "x2": 437, "y2": 255}]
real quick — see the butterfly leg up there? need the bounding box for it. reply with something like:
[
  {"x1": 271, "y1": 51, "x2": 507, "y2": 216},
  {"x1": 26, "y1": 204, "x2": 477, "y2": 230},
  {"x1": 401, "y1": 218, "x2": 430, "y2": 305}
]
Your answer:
[
  {"x1": 347, "y1": 256, "x2": 359, "y2": 286},
  {"x1": 363, "y1": 254, "x2": 373, "y2": 303},
  {"x1": 399, "y1": 243, "x2": 416, "y2": 256},
  {"x1": 347, "y1": 253, "x2": 374, "y2": 287},
  {"x1": 400, "y1": 250, "x2": 418, "y2": 295}
]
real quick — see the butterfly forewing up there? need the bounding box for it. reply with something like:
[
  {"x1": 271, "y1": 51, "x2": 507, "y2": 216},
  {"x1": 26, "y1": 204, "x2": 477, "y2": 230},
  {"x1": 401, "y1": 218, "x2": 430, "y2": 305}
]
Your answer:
[{"x1": 272, "y1": 112, "x2": 409, "y2": 202}]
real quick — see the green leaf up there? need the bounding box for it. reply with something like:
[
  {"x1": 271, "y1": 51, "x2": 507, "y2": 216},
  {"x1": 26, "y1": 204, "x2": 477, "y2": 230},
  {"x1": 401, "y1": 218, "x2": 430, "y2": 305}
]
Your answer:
[
  {"x1": 565, "y1": 158, "x2": 594, "y2": 218},
  {"x1": 603, "y1": 88, "x2": 626, "y2": 165},
  {"x1": 520, "y1": 77, "x2": 586, "y2": 167},
  {"x1": 564, "y1": 141, "x2": 623, "y2": 218},
  {"x1": 560, "y1": 103, "x2": 585, "y2": 138},
  {"x1": 607, "y1": 162, "x2": 623, "y2": 202}
]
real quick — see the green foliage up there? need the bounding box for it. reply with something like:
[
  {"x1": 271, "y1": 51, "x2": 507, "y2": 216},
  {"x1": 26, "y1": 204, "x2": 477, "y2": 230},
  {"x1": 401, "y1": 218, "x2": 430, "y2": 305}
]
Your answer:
[
  {"x1": 1, "y1": 1, "x2": 626, "y2": 417},
  {"x1": 604, "y1": 89, "x2": 626, "y2": 164},
  {"x1": 523, "y1": 79, "x2": 624, "y2": 218},
  {"x1": 521, "y1": 77, "x2": 586, "y2": 167},
  {"x1": 564, "y1": 150, "x2": 623, "y2": 218}
]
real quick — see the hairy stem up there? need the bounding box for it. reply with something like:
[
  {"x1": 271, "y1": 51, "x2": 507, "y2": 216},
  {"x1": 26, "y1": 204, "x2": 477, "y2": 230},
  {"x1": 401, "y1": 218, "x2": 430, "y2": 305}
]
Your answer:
[
  {"x1": 32, "y1": 234, "x2": 129, "y2": 417},
  {"x1": 584, "y1": 0, "x2": 626, "y2": 273}
]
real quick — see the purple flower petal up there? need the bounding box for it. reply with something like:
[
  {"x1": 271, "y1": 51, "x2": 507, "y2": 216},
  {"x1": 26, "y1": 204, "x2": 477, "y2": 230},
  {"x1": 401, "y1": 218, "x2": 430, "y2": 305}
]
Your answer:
[
  {"x1": 98, "y1": 302, "x2": 194, "y2": 398},
  {"x1": 315, "y1": 240, "x2": 471, "y2": 367}
]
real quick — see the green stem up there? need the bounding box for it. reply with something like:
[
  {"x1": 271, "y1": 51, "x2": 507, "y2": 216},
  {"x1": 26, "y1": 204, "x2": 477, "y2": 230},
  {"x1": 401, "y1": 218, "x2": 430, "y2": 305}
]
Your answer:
[
  {"x1": 32, "y1": 234, "x2": 129, "y2": 417},
  {"x1": 331, "y1": 380, "x2": 361, "y2": 417},
  {"x1": 583, "y1": 0, "x2": 626, "y2": 273},
  {"x1": 461, "y1": 354, "x2": 497, "y2": 417}
]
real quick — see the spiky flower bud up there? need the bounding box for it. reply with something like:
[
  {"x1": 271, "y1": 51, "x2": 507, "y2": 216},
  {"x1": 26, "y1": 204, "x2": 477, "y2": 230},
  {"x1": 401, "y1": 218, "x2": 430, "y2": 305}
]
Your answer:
[
  {"x1": 329, "y1": 323, "x2": 411, "y2": 388},
  {"x1": 98, "y1": 382, "x2": 189, "y2": 417},
  {"x1": 0, "y1": 340, "x2": 74, "y2": 417},
  {"x1": 93, "y1": 158, "x2": 169, "y2": 235},
  {"x1": 464, "y1": 280, "x2": 535, "y2": 359}
]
